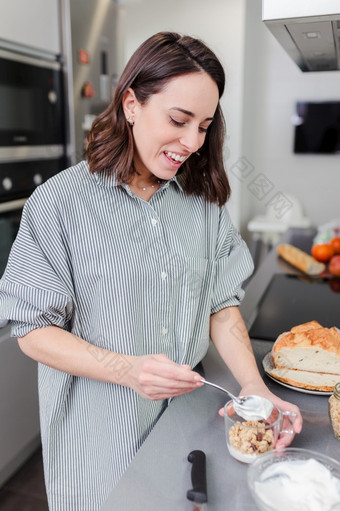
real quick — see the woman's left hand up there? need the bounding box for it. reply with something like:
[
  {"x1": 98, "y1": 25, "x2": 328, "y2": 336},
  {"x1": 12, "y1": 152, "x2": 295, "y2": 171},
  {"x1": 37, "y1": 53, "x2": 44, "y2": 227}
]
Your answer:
[{"x1": 218, "y1": 382, "x2": 303, "y2": 449}]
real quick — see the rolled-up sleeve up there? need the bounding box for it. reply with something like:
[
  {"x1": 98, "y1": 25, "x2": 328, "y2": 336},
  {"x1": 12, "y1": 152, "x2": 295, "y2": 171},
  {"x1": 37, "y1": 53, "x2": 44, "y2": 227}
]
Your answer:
[
  {"x1": 0, "y1": 186, "x2": 74, "y2": 338},
  {"x1": 211, "y1": 208, "x2": 254, "y2": 314}
]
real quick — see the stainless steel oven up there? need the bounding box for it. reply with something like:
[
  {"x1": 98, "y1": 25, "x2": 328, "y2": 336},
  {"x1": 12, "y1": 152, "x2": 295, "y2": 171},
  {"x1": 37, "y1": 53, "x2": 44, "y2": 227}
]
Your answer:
[{"x1": 0, "y1": 42, "x2": 67, "y2": 203}]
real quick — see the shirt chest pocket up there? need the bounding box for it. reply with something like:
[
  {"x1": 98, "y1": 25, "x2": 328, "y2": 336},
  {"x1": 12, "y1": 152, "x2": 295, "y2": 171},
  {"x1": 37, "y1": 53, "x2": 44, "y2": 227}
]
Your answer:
[{"x1": 171, "y1": 256, "x2": 210, "y2": 303}]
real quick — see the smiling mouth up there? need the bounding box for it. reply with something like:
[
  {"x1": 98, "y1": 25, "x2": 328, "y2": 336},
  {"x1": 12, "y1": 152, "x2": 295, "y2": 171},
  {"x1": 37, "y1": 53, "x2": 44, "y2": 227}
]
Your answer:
[{"x1": 164, "y1": 151, "x2": 187, "y2": 163}]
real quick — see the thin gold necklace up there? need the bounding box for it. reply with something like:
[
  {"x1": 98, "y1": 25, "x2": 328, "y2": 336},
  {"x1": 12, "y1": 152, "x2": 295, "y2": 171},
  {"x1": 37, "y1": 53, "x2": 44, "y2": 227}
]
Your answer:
[{"x1": 131, "y1": 179, "x2": 161, "y2": 191}]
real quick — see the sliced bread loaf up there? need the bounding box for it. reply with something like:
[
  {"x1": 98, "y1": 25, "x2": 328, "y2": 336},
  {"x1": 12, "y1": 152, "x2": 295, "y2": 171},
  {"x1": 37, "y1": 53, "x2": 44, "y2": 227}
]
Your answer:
[
  {"x1": 272, "y1": 321, "x2": 340, "y2": 376},
  {"x1": 269, "y1": 367, "x2": 339, "y2": 392}
]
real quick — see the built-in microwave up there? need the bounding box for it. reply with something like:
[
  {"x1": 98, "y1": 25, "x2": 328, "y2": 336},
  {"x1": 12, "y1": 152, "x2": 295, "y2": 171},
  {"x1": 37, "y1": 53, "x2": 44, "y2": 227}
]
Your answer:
[{"x1": 0, "y1": 44, "x2": 67, "y2": 203}]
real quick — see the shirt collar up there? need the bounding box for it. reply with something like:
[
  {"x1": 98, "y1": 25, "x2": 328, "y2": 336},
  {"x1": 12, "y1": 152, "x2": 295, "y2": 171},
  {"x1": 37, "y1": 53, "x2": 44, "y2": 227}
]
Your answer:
[{"x1": 93, "y1": 170, "x2": 184, "y2": 192}]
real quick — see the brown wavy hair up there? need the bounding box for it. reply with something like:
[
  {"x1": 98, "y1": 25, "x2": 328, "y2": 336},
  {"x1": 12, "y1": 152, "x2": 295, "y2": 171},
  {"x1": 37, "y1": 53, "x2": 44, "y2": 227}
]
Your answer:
[{"x1": 86, "y1": 31, "x2": 231, "y2": 206}]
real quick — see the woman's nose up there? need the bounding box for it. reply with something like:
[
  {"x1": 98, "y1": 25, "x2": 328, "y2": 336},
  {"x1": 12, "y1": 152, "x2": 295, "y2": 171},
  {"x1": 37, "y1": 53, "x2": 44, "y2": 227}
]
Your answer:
[{"x1": 179, "y1": 128, "x2": 203, "y2": 153}]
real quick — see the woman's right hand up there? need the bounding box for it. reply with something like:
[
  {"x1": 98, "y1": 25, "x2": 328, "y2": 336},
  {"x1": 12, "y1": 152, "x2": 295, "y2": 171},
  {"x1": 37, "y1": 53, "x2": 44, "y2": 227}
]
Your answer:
[{"x1": 122, "y1": 353, "x2": 204, "y2": 400}]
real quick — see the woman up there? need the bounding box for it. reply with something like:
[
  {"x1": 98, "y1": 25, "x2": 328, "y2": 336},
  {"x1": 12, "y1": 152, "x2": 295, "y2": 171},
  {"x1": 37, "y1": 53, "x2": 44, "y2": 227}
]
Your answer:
[{"x1": 0, "y1": 32, "x2": 302, "y2": 510}]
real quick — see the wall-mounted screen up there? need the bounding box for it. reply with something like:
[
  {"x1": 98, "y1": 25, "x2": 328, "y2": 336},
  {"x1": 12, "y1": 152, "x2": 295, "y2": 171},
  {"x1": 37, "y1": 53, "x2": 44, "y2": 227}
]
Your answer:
[{"x1": 293, "y1": 101, "x2": 340, "y2": 154}]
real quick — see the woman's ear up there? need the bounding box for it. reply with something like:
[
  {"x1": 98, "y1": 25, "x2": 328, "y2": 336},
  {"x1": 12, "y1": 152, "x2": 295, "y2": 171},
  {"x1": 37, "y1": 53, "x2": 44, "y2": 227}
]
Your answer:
[{"x1": 122, "y1": 88, "x2": 138, "y2": 124}]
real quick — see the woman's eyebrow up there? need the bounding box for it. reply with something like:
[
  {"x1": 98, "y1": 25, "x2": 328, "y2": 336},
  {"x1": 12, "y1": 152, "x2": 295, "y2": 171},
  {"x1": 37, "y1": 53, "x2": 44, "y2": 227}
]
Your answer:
[{"x1": 170, "y1": 107, "x2": 214, "y2": 121}]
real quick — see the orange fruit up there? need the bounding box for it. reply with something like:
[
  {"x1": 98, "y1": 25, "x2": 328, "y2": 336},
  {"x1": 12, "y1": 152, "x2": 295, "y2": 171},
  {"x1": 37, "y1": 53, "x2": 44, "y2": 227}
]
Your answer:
[
  {"x1": 311, "y1": 243, "x2": 334, "y2": 262},
  {"x1": 330, "y1": 237, "x2": 340, "y2": 255},
  {"x1": 329, "y1": 255, "x2": 340, "y2": 277}
]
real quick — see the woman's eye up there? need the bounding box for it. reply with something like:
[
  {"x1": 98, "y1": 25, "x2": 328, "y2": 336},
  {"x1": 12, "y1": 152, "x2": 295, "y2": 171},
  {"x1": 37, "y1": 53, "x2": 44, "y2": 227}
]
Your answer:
[
  {"x1": 169, "y1": 116, "x2": 210, "y2": 133},
  {"x1": 169, "y1": 116, "x2": 185, "y2": 127}
]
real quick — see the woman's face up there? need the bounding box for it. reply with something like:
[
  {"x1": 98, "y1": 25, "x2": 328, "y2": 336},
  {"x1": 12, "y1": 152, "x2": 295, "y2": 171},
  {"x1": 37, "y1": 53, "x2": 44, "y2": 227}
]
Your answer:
[{"x1": 123, "y1": 72, "x2": 219, "y2": 181}]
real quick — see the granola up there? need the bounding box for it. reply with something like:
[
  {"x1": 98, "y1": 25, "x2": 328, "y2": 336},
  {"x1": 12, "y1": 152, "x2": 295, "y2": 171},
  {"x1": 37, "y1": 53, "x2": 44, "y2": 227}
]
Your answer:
[{"x1": 229, "y1": 420, "x2": 274, "y2": 455}]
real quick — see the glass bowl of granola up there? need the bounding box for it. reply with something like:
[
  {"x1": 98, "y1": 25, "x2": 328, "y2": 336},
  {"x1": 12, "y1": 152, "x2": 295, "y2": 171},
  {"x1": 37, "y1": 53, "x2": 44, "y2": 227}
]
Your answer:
[{"x1": 224, "y1": 400, "x2": 296, "y2": 463}]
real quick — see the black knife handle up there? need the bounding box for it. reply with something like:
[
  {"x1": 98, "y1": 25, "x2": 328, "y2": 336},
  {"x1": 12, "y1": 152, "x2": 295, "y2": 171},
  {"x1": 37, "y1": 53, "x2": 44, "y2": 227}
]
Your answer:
[{"x1": 187, "y1": 450, "x2": 207, "y2": 504}]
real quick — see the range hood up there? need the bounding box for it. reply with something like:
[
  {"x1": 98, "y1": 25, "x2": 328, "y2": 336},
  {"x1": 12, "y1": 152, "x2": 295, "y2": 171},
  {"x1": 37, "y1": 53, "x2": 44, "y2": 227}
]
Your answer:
[{"x1": 263, "y1": 0, "x2": 340, "y2": 72}]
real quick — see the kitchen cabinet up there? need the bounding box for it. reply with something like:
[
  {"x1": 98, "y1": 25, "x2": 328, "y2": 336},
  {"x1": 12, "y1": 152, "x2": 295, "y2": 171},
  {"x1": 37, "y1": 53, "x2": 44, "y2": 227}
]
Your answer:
[
  {"x1": 0, "y1": 0, "x2": 61, "y2": 55},
  {"x1": 0, "y1": 326, "x2": 40, "y2": 487},
  {"x1": 100, "y1": 228, "x2": 339, "y2": 510}
]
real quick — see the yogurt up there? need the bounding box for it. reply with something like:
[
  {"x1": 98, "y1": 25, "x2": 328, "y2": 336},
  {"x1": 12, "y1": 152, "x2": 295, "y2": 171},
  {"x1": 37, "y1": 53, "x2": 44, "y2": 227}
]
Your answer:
[
  {"x1": 254, "y1": 458, "x2": 340, "y2": 511},
  {"x1": 234, "y1": 395, "x2": 274, "y2": 421},
  {"x1": 227, "y1": 443, "x2": 258, "y2": 463}
]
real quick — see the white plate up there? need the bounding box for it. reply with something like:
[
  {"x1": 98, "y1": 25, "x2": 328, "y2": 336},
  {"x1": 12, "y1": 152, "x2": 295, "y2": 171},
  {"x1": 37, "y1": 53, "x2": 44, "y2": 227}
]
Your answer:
[{"x1": 262, "y1": 352, "x2": 333, "y2": 396}]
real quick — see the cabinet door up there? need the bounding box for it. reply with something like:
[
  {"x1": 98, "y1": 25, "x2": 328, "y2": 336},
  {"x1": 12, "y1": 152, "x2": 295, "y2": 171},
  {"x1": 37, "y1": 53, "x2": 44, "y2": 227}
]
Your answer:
[
  {"x1": 0, "y1": 326, "x2": 40, "y2": 486},
  {"x1": 0, "y1": 0, "x2": 60, "y2": 54}
]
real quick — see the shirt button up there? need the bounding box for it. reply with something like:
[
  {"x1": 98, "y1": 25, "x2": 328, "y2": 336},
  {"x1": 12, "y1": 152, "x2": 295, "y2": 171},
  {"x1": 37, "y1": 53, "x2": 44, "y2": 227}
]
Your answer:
[
  {"x1": 151, "y1": 218, "x2": 157, "y2": 226},
  {"x1": 161, "y1": 327, "x2": 168, "y2": 335},
  {"x1": 161, "y1": 271, "x2": 167, "y2": 280}
]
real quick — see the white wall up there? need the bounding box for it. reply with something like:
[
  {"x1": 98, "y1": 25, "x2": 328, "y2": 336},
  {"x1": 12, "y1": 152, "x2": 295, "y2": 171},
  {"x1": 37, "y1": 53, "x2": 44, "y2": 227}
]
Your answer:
[
  {"x1": 240, "y1": 0, "x2": 340, "y2": 238},
  {"x1": 117, "y1": 0, "x2": 247, "y2": 228}
]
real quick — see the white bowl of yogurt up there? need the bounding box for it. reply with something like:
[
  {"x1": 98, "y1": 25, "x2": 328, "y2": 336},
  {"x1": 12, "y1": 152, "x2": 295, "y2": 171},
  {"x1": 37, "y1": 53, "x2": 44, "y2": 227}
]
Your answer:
[{"x1": 247, "y1": 447, "x2": 340, "y2": 511}]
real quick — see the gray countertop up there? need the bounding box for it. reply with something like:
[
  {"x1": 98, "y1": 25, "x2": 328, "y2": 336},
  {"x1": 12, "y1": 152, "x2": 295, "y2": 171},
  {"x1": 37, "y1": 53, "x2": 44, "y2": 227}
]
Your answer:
[{"x1": 100, "y1": 228, "x2": 339, "y2": 510}]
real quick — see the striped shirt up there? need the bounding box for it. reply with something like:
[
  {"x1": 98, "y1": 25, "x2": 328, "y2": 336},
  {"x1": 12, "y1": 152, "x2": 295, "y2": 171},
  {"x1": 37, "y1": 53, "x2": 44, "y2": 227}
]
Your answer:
[{"x1": 0, "y1": 161, "x2": 253, "y2": 510}]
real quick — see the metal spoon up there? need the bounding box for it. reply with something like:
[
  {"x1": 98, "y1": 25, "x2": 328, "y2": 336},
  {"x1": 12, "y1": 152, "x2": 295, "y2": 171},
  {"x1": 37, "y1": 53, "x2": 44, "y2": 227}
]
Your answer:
[
  {"x1": 200, "y1": 379, "x2": 244, "y2": 404},
  {"x1": 200, "y1": 379, "x2": 274, "y2": 420}
]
